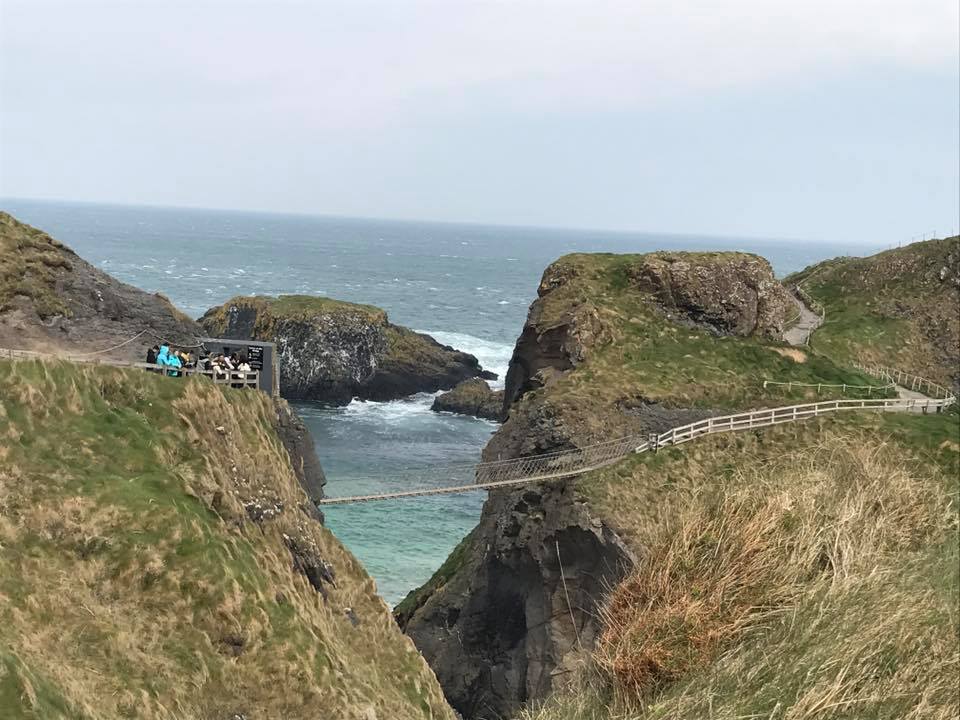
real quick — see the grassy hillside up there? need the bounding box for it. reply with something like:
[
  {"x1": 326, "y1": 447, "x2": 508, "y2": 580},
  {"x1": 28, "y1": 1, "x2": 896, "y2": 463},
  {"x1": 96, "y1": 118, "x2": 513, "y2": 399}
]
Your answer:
[
  {"x1": 519, "y1": 411, "x2": 960, "y2": 719},
  {"x1": 0, "y1": 359, "x2": 452, "y2": 720},
  {"x1": 786, "y1": 237, "x2": 959, "y2": 389}
]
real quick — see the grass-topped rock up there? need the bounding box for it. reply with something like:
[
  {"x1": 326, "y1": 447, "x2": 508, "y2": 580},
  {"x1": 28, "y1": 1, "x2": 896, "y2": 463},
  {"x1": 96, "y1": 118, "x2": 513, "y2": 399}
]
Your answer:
[
  {"x1": 494, "y1": 251, "x2": 875, "y2": 459},
  {"x1": 431, "y1": 378, "x2": 504, "y2": 421},
  {"x1": 200, "y1": 295, "x2": 494, "y2": 404},
  {"x1": 0, "y1": 211, "x2": 200, "y2": 360},
  {"x1": 786, "y1": 236, "x2": 960, "y2": 391},
  {"x1": 0, "y1": 358, "x2": 454, "y2": 719}
]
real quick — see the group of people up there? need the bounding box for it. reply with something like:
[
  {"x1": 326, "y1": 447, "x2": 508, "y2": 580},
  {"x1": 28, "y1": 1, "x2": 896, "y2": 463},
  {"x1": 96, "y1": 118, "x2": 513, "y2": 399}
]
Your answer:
[
  {"x1": 145, "y1": 343, "x2": 255, "y2": 387},
  {"x1": 146, "y1": 343, "x2": 193, "y2": 373}
]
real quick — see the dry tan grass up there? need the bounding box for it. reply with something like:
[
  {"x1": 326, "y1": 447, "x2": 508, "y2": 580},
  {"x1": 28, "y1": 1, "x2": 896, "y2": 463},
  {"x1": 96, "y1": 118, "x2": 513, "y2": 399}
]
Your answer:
[
  {"x1": 519, "y1": 420, "x2": 959, "y2": 720},
  {"x1": 597, "y1": 439, "x2": 950, "y2": 696}
]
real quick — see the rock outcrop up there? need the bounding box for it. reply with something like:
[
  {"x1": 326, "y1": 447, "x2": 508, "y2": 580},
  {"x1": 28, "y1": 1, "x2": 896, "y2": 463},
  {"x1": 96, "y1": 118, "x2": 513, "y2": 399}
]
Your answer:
[
  {"x1": 399, "y1": 251, "x2": 805, "y2": 720},
  {"x1": 431, "y1": 378, "x2": 504, "y2": 421},
  {"x1": 200, "y1": 295, "x2": 494, "y2": 404},
  {"x1": 0, "y1": 211, "x2": 201, "y2": 361}
]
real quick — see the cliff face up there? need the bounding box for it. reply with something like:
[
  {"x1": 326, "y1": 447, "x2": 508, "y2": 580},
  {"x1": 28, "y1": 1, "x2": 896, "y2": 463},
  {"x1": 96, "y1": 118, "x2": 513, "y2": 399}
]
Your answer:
[
  {"x1": 200, "y1": 295, "x2": 493, "y2": 404},
  {"x1": 787, "y1": 236, "x2": 960, "y2": 391},
  {"x1": 399, "y1": 251, "x2": 866, "y2": 720},
  {"x1": 0, "y1": 359, "x2": 454, "y2": 719},
  {"x1": 0, "y1": 211, "x2": 201, "y2": 361}
]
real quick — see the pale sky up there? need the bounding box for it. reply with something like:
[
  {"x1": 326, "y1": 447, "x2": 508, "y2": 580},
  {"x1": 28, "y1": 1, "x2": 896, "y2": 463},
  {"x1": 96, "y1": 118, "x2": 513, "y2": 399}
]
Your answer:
[{"x1": 1, "y1": 0, "x2": 958, "y2": 244}]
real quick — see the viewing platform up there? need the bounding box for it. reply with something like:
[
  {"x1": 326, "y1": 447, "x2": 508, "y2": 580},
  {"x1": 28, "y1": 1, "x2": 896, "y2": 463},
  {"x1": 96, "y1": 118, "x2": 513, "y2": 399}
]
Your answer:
[{"x1": 1, "y1": 337, "x2": 279, "y2": 396}]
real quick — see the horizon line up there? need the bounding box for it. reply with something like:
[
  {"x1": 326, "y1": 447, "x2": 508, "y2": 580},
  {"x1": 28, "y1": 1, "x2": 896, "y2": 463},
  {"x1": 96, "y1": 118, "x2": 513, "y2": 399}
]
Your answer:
[{"x1": 0, "y1": 194, "x2": 879, "y2": 248}]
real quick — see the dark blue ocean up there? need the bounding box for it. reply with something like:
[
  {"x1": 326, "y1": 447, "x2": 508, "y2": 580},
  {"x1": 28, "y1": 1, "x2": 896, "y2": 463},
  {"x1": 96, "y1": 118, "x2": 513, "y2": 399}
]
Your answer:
[{"x1": 2, "y1": 198, "x2": 876, "y2": 605}]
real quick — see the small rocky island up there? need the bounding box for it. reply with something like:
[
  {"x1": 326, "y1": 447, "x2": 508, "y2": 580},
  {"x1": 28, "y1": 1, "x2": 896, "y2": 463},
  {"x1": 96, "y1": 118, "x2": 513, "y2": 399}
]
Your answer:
[
  {"x1": 200, "y1": 295, "x2": 495, "y2": 404},
  {"x1": 431, "y1": 378, "x2": 505, "y2": 421}
]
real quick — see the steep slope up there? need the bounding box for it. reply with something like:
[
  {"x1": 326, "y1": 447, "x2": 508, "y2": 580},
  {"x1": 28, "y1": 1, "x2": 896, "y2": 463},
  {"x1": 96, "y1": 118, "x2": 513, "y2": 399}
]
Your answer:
[
  {"x1": 786, "y1": 236, "x2": 960, "y2": 391},
  {"x1": 199, "y1": 295, "x2": 494, "y2": 404},
  {"x1": 0, "y1": 359, "x2": 453, "y2": 720},
  {"x1": 0, "y1": 211, "x2": 201, "y2": 360},
  {"x1": 398, "y1": 252, "x2": 885, "y2": 719},
  {"x1": 521, "y1": 411, "x2": 959, "y2": 720}
]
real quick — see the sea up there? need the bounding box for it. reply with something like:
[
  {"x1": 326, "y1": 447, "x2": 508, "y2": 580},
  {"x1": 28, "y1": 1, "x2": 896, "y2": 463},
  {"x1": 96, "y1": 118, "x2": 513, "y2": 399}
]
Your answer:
[{"x1": 1, "y1": 198, "x2": 878, "y2": 606}]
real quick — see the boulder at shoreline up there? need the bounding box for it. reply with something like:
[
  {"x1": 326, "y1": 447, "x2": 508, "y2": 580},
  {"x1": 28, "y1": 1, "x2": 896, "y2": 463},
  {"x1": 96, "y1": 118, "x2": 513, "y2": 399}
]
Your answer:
[{"x1": 431, "y1": 378, "x2": 505, "y2": 421}]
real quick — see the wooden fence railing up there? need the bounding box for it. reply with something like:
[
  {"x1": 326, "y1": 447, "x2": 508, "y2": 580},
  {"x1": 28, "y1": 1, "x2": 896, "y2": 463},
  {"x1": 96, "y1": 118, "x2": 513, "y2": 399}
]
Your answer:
[
  {"x1": 652, "y1": 394, "x2": 955, "y2": 452},
  {"x1": 854, "y1": 362, "x2": 954, "y2": 400}
]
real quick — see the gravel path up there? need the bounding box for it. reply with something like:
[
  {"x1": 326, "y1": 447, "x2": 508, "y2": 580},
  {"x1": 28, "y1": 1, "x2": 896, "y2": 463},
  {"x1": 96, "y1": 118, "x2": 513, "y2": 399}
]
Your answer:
[{"x1": 783, "y1": 295, "x2": 822, "y2": 347}]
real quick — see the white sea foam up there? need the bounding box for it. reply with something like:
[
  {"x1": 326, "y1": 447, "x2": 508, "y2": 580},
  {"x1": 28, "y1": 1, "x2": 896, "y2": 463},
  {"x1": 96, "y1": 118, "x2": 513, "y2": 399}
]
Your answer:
[
  {"x1": 418, "y1": 330, "x2": 514, "y2": 386},
  {"x1": 342, "y1": 393, "x2": 436, "y2": 422}
]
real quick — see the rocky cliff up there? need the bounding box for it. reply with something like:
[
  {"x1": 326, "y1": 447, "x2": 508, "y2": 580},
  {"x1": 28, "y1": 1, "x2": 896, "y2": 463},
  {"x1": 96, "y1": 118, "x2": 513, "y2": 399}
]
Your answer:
[
  {"x1": 398, "y1": 251, "x2": 874, "y2": 720},
  {"x1": 786, "y1": 236, "x2": 960, "y2": 391},
  {"x1": 0, "y1": 211, "x2": 201, "y2": 361},
  {"x1": 200, "y1": 295, "x2": 494, "y2": 404},
  {"x1": 0, "y1": 358, "x2": 454, "y2": 719}
]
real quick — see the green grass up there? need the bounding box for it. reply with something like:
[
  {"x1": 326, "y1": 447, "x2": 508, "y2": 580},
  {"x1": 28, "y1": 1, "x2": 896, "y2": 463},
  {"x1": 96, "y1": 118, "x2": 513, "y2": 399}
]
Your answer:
[
  {"x1": 199, "y1": 294, "x2": 386, "y2": 334},
  {"x1": 499, "y1": 252, "x2": 896, "y2": 449}
]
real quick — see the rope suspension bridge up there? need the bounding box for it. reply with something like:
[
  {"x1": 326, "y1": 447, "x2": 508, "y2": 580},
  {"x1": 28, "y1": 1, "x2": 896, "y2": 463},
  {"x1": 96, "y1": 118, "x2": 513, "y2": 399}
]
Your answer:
[{"x1": 317, "y1": 363, "x2": 955, "y2": 505}]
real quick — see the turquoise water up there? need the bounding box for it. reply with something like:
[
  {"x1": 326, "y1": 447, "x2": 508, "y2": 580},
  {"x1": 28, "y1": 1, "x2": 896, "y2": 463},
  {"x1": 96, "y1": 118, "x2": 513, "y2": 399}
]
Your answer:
[{"x1": 1, "y1": 198, "x2": 871, "y2": 605}]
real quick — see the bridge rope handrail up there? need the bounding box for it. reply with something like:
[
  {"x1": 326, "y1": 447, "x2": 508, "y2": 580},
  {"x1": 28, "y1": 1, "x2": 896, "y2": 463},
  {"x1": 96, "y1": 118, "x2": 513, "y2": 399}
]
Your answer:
[{"x1": 319, "y1": 371, "x2": 955, "y2": 505}]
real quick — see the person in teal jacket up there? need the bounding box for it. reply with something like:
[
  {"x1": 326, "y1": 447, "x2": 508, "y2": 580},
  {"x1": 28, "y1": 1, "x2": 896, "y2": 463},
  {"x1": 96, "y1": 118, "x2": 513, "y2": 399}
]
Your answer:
[{"x1": 156, "y1": 344, "x2": 181, "y2": 377}]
